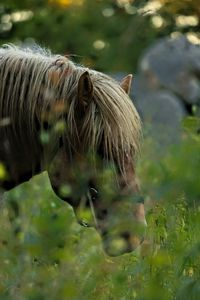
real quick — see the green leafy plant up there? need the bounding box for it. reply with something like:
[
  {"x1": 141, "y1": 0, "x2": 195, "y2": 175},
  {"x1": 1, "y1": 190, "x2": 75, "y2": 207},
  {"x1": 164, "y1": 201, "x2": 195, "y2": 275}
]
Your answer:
[{"x1": 0, "y1": 117, "x2": 200, "y2": 300}]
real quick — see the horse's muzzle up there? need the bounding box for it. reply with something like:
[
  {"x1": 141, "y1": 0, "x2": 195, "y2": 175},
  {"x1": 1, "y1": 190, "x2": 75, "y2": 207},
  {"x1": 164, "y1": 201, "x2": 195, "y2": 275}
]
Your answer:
[
  {"x1": 102, "y1": 222, "x2": 147, "y2": 257},
  {"x1": 102, "y1": 235, "x2": 142, "y2": 256}
]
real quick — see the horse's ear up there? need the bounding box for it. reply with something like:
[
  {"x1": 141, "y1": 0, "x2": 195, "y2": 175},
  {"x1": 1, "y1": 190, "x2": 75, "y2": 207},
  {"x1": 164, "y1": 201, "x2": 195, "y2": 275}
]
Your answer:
[
  {"x1": 120, "y1": 74, "x2": 133, "y2": 95},
  {"x1": 77, "y1": 71, "x2": 93, "y2": 108}
]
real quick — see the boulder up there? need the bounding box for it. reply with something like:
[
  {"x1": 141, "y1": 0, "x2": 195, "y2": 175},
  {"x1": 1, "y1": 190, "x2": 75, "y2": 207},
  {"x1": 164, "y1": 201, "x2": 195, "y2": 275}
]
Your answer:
[{"x1": 139, "y1": 36, "x2": 200, "y2": 105}]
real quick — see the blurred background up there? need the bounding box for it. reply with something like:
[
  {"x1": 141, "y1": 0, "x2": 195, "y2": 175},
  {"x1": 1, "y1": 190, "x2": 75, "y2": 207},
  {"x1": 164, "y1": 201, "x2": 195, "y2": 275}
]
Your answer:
[
  {"x1": 1, "y1": 0, "x2": 200, "y2": 144},
  {"x1": 0, "y1": 0, "x2": 199, "y2": 70}
]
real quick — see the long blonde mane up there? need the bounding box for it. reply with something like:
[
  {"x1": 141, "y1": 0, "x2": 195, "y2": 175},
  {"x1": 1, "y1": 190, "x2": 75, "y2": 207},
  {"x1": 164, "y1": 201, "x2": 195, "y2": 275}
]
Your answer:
[{"x1": 0, "y1": 44, "x2": 141, "y2": 175}]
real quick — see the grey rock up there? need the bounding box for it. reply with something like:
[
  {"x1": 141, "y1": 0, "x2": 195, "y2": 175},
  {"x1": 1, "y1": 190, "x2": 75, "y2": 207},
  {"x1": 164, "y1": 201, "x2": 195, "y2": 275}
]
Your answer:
[
  {"x1": 134, "y1": 90, "x2": 187, "y2": 144},
  {"x1": 139, "y1": 36, "x2": 200, "y2": 104}
]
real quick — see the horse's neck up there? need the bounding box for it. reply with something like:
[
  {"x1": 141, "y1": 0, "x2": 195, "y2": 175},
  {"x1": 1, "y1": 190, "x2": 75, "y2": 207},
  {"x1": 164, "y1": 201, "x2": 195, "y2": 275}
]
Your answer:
[
  {"x1": 0, "y1": 120, "x2": 62, "y2": 190},
  {"x1": 0, "y1": 126, "x2": 43, "y2": 190}
]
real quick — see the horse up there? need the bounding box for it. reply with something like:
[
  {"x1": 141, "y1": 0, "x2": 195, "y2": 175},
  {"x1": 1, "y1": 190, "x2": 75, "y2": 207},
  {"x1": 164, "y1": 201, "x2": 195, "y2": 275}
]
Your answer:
[{"x1": 0, "y1": 44, "x2": 146, "y2": 256}]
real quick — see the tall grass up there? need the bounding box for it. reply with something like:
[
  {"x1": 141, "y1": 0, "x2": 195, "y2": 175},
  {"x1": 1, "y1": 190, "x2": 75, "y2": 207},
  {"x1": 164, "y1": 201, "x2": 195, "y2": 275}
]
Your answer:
[{"x1": 0, "y1": 118, "x2": 200, "y2": 300}]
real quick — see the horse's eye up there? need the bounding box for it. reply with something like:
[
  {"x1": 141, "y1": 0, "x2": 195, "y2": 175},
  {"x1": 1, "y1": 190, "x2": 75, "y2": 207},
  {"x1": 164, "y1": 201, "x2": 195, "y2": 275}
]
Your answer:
[{"x1": 89, "y1": 187, "x2": 98, "y2": 200}]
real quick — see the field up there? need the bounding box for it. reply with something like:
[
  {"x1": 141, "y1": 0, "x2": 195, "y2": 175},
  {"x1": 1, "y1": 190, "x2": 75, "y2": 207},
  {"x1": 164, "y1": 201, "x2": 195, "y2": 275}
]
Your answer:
[{"x1": 0, "y1": 119, "x2": 200, "y2": 300}]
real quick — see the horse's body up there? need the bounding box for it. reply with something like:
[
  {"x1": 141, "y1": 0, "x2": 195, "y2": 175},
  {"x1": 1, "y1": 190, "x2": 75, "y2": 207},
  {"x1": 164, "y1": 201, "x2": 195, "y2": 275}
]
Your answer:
[{"x1": 0, "y1": 45, "x2": 146, "y2": 256}]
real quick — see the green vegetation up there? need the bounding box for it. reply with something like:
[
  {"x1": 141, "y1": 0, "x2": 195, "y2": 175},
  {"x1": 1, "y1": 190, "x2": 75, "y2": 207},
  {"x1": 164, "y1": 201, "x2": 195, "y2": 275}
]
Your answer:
[{"x1": 0, "y1": 118, "x2": 200, "y2": 300}]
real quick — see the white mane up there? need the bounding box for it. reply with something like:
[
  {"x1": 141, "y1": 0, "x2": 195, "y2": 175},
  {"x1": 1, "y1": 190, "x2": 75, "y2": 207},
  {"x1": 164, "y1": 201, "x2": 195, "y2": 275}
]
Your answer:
[{"x1": 0, "y1": 44, "x2": 141, "y2": 175}]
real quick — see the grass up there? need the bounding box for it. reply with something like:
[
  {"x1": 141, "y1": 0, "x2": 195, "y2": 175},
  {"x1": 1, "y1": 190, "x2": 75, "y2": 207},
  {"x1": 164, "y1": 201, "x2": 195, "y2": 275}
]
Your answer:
[{"x1": 1, "y1": 122, "x2": 200, "y2": 300}]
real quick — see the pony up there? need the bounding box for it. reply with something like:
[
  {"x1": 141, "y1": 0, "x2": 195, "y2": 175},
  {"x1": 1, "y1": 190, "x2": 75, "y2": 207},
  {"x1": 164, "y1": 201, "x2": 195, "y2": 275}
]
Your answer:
[{"x1": 0, "y1": 44, "x2": 146, "y2": 256}]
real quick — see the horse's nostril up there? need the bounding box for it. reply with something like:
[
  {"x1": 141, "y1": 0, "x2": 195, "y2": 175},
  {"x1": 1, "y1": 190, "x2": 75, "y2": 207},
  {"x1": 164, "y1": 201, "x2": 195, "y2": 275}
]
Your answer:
[{"x1": 121, "y1": 231, "x2": 131, "y2": 240}]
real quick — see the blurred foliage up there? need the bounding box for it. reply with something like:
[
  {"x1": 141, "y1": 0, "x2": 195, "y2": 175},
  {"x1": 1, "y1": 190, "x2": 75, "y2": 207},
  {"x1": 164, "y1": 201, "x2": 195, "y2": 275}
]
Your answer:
[
  {"x1": 0, "y1": 0, "x2": 199, "y2": 72},
  {"x1": 160, "y1": 0, "x2": 200, "y2": 18},
  {"x1": 1, "y1": 118, "x2": 200, "y2": 299}
]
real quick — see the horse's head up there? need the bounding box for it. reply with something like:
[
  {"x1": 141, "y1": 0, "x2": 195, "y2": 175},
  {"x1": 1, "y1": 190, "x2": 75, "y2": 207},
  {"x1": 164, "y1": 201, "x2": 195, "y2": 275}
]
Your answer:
[
  {"x1": 48, "y1": 67, "x2": 146, "y2": 256},
  {"x1": 0, "y1": 45, "x2": 145, "y2": 255}
]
